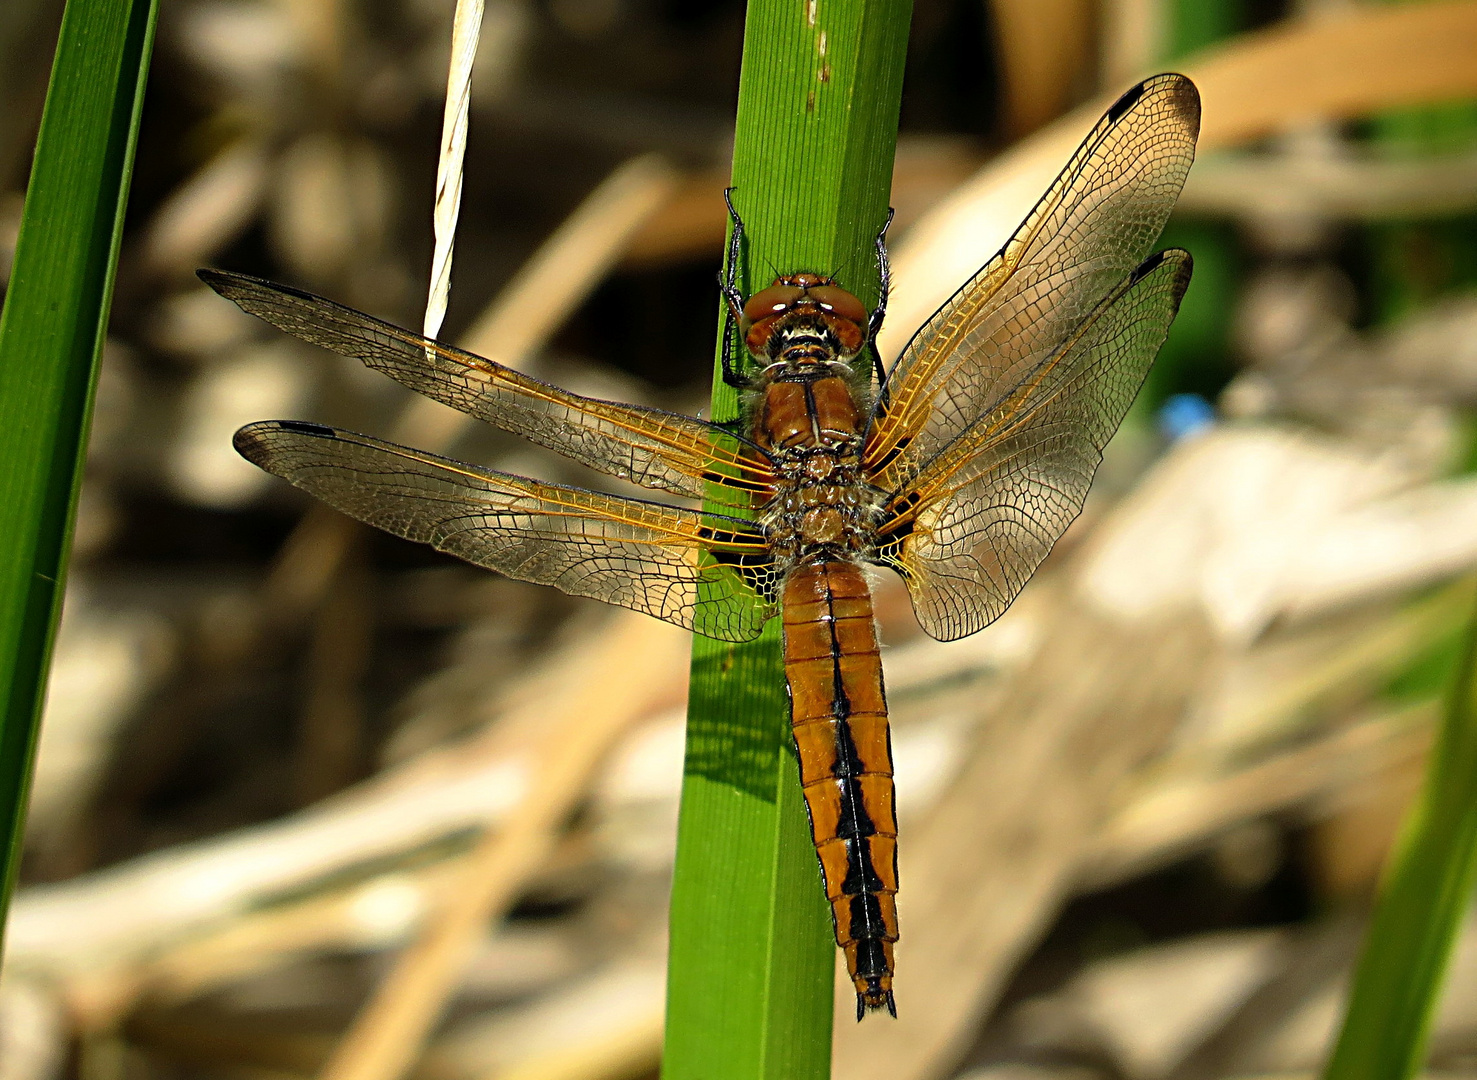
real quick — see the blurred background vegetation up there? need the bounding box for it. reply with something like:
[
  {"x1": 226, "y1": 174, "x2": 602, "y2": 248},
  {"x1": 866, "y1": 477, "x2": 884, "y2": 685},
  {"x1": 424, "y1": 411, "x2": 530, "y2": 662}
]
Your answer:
[{"x1": 4, "y1": 0, "x2": 1477, "y2": 1078}]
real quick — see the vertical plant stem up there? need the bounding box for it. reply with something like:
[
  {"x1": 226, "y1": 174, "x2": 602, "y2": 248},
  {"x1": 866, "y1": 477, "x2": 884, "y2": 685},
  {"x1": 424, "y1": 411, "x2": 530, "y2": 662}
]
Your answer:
[
  {"x1": 1322, "y1": 586, "x2": 1477, "y2": 1080},
  {"x1": 0, "y1": 0, "x2": 157, "y2": 943},
  {"x1": 662, "y1": 1, "x2": 910, "y2": 1078}
]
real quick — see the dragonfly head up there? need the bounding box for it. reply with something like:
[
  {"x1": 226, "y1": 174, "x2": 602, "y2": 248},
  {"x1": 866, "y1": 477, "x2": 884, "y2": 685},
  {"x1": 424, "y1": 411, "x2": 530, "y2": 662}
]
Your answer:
[{"x1": 740, "y1": 273, "x2": 869, "y2": 362}]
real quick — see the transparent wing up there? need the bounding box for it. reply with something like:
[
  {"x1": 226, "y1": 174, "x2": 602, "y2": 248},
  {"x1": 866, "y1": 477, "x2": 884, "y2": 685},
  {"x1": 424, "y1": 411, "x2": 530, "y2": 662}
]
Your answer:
[
  {"x1": 235, "y1": 420, "x2": 777, "y2": 642},
  {"x1": 877, "y1": 250, "x2": 1192, "y2": 641},
  {"x1": 202, "y1": 271, "x2": 773, "y2": 502},
  {"x1": 865, "y1": 73, "x2": 1199, "y2": 493}
]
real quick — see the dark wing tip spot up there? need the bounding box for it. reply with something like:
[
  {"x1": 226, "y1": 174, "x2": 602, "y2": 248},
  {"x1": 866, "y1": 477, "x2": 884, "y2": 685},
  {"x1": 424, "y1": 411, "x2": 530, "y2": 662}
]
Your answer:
[
  {"x1": 1127, "y1": 248, "x2": 1195, "y2": 319},
  {"x1": 277, "y1": 419, "x2": 338, "y2": 437},
  {"x1": 1161, "y1": 71, "x2": 1202, "y2": 138},
  {"x1": 232, "y1": 424, "x2": 268, "y2": 464},
  {"x1": 1109, "y1": 73, "x2": 1201, "y2": 140},
  {"x1": 196, "y1": 267, "x2": 271, "y2": 296},
  {"x1": 235, "y1": 418, "x2": 340, "y2": 466},
  {"x1": 233, "y1": 419, "x2": 336, "y2": 464},
  {"x1": 1166, "y1": 250, "x2": 1195, "y2": 311},
  {"x1": 1106, "y1": 79, "x2": 1148, "y2": 123},
  {"x1": 195, "y1": 267, "x2": 325, "y2": 309},
  {"x1": 1130, "y1": 249, "x2": 1168, "y2": 281},
  {"x1": 1131, "y1": 247, "x2": 1193, "y2": 284}
]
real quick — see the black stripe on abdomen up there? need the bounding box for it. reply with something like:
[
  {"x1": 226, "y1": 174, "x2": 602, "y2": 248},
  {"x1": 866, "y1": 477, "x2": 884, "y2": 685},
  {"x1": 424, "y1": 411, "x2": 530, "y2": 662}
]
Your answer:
[{"x1": 780, "y1": 560, "x2": 898, "y2": 1015}]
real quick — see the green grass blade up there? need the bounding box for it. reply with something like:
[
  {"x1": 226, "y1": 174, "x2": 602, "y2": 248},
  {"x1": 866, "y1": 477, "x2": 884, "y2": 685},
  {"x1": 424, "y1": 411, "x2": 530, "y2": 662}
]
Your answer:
[
  {"x1": 661, "y1": 1, "x2": 910, "y2": 1077},
  {"x1": 1321, "y1": 586, "x2": 1477, "y2": 1080},
  {"x1": 0, "y1": 0, "x2": 158, "y2": 941}
]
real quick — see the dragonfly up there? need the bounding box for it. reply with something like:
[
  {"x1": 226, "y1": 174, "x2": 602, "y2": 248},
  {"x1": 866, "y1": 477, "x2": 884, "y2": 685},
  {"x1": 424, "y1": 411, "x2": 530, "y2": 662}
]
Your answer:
[{"x1": 205, "y1": 73, "x2": 1199, "y2": 1020}]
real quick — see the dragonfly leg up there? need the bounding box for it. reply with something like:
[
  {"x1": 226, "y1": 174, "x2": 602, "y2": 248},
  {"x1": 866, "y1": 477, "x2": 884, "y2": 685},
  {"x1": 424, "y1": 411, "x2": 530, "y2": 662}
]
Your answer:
[
  {"x1": 868, "y1": 207, "x2": 894, "y2": 341},
  {"x1": 870, "y1": 347, "x2": 888, "y2": 395},
  {"x1": 870, "y1": 207, "x2": 895, "y2": 396},
  {"x1": 719, "y1": 188, "x2": 749, "y2": 389},
  {"x1": 719, "y1": 300, "x2": 746, "y2": 388}
]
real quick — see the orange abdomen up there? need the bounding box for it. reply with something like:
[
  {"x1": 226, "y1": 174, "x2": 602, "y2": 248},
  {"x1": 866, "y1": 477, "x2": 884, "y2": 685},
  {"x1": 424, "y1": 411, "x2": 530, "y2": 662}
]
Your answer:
[{"x1": 781, "y1": 560, "x2": 898, "y2": 1014}]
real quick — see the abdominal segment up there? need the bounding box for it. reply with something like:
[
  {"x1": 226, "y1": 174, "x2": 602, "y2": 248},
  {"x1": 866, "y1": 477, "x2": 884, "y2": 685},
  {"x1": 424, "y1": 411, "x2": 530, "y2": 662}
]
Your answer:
[{"x1": 781, "y1": 560, "x2": 898, "y2": 1017}]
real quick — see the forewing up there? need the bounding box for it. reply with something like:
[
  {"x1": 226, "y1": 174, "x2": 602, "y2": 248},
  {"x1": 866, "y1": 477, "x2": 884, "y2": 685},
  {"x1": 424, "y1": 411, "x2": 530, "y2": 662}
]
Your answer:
[
  {"x1": 235, "y1": 420, "x2": 776, "y2": 642},
  {"x1": 878, "y1": 250, "x2": 1191, "y2": 641},
  {"x1": 865, "y1": 73, "x2": 1199, "y2": 492},
  {"x1": 202, "y1": 270, "x2": 773, "y2": 502}
]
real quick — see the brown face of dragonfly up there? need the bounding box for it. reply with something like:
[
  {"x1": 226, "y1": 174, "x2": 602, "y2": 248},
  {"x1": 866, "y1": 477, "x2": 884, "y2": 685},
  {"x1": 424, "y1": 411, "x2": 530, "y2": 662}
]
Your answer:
[{"x1": 740, "y1": 273, "x2": 869, "y2": 362}]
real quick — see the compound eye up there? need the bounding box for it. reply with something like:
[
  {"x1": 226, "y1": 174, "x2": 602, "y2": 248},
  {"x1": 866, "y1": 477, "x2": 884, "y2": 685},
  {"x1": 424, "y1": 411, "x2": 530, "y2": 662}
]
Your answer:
[
  {"x1": 743, "y1": 284, "x2": 805, "y2": 322},
  {"x1": 807, "y1": 285, "x2": 868, "y2": 326}
]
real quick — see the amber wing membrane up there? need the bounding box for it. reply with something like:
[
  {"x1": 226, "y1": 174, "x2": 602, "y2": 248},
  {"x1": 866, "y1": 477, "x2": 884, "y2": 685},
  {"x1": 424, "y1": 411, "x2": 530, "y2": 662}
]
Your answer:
[
  {"x1": 864, "y1": 73, "x2": 1199, "y2": 494},
  {"x1": 878, "y1": 249, "x2": 1191, "y2": 640},
  {"x1": 201, "y1": 271, "x2": 773, "y2": 502},
  {"x1": 235, "y1": 421, "x2": 777, "y2": 642}
]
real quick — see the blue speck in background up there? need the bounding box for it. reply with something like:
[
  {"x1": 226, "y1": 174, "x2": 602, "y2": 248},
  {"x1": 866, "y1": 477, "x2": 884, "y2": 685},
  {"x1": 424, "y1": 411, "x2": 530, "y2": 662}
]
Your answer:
[{"x1": 1158, "y1": 393, "x2": 1216, "y2": 442}]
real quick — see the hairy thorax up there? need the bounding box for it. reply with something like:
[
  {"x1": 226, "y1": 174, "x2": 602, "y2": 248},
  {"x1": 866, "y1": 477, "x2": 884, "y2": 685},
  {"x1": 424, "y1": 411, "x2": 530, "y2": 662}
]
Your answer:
[{"x1": 752, "y1": 363, "x2": 882, "y2": 569}]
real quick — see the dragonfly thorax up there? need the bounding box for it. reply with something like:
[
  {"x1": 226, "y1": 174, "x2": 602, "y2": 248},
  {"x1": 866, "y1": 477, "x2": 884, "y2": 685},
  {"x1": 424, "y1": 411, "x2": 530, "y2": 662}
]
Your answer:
[
  {"x1": 760, "y1": 458, "x2": 881, "y2": 568},
  {"x1": 753, "y1": 368, "x2": 881, "y2": 568}
]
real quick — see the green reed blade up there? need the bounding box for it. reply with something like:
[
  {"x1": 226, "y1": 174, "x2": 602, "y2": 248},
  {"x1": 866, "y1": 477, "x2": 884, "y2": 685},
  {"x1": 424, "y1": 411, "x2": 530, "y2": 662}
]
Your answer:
[
  {"x1": 0, "y1": 0, "x2": 157, "y2": 944},
  {"x1": 1322, "y1": 584, "x2": 1477, "y2": 1080},
  {"x1": 661, "y1": 1, "x2": 910, "y2": 1077}
]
